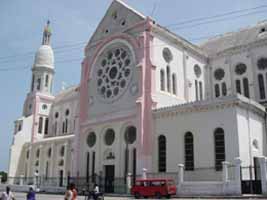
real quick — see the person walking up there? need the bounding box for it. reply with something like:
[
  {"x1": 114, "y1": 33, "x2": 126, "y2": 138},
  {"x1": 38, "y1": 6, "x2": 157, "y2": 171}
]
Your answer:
[
  {"x1": 26, "y1": 186, "x2": 36, "y2": 200},
  {"x1": 64, "y1": 185, "x2": 73, "y2": 200},
  {"x1": 1, "y1": 186, "x2": 15, "y2": 200},
  {"x1": 70, "y1": 183, "x2": 78, "y2": 200},
  {"x1": 92, "y1": 184, "x2": 100, "y2": 200}
]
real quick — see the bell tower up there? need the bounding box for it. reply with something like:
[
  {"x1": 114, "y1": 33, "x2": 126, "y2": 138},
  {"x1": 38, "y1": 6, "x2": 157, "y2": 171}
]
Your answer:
[{"x1": 22, "y1": 21, "x2": 55, "y2": 141}]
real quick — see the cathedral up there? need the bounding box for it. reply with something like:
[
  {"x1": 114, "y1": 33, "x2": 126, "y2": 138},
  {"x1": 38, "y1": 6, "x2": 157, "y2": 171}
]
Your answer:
[{"x1": 8, "y1": 0, "x2": 267, "y2": 195}]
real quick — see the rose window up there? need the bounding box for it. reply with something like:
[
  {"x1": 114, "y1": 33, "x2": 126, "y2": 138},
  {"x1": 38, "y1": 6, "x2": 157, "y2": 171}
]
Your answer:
[{"x1": 95, "y1": 45, "x2": 133, "y2": 102}]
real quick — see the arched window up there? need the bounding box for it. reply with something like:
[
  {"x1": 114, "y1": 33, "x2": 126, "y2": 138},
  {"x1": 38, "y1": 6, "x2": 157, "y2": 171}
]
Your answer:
[
  {"x1": 195, "y1": 80, "x2": 199, "y2": 101},
  {"x1": 172, "y1": 74, "x2": 177, "y2": 95},
  {"x1": 44, "y1": 118, "x2": 49, "y2": 135},
  {"x1": 37, "y1": 78, "x2": 41, "y2": 90},
  {"x1": 158, "y1": 135, "x2": 166, "y2": 172},
  {"x1": 31, "y1": 75, "x2": 35, "y2": 92},
  {"x1": 160, "y1": 69, "x2": 165, "y2": 91},
  {"x1": 45, "y1": 75, "x2": 49, "y2": 87},
  {"x1": 214, "y1": 128, "x2": 225, "y2": 171},
  {"x1": 222, "y1": 82, "x2": 227, "y2": 96},
  {"x1": 167, "y1": 66, "x2": 171, "y2": 92},
  {"x1": 65, "y1": 119, "x2": 68, "y2": 133},
  {"x1": 243, "y1": 78, "x2": 250, "y2": 98},
  {"x1": 184, "y1": 132, "x2": 194, "y2": 171},
  {"x1": 199, "y1": 81, "x2": 203, "y2": 100},
  {"x1": 235, "y1": 80, "x2": 241, "y2": 94},
  {"x1": 258, "y1": 74, "x2": 265, "y2": 99},
  {"x1": 54, "y1": 122, "x2": 57, "y2": 135},
  {"x1": 38, "y1": 117, "x2": 43, "y2": 134},
  {"x1": 215, "y1": 84, "x2": 220, "y2": 97}
]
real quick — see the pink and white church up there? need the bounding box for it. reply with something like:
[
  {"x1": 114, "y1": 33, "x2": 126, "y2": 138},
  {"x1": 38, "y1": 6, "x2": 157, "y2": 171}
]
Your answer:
[{"x1": 8, "y1": 0, "x2": 267, "y2": 195}]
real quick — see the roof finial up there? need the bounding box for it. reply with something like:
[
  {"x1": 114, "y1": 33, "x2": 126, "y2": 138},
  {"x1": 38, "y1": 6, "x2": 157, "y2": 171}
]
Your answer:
[{"x1": 42, "y1": 20, "x2": 52, "y2": 45}]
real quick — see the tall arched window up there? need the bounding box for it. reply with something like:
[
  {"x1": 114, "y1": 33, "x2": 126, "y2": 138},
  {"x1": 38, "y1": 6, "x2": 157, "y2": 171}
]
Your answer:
[
  {"x1": 184, "y1": 132, "x2": 194, "y2": 171},
  {"x1": 167, "y1": 66, "x2": 171, "y2": 92},
  {"x1": 172, "y1": 74, "x2": 177, "y2": 95},
  {"x1": 258, "y1": 74, "x2": 265, "y2": 99},
  {"x1": 160, "y1": 69, "x2": 165, "y2": 91},
  {"x1": 31, "y1": 75, "x2": 35, "y2": 92},
  {"x1": 195, "y1": 80, "x2": 199, "y2": 101},
  {"x1": 222, "y1": 82, "x2": 227, "y2": 96},
  {"x1": 65, "y1": 119, "x2": 68, "y2": 133},
  {"x1": 243, "y1": 78, "x2": 250, "y2": 98},
  {"x1": 38, "y1": 117, "x2": 43, "y2": 134},
  {"x1": 158, "y1": 135, "x2": 166, "y2": 172},
  {"x1": 45, "y1": 75, "x2": 49, "y2": 87},
  {"x1": 215, "y1": 84, "x2": 220, "y2": 97},
  {"x1": 235, "y1": 80, "x2": 241, "y2": 94},
  {"x1": 199, "y1": 81, "x2": 203, "y2": 100},
  {"x1": 37, "y1": 78, "x2": 41, "y2": 91},
  {"x1": 214, "y1": 128, "x2": 225, "y2": 171},
  {"x1": 44, "y1": 118, "x2": 49, "y2": 135}
]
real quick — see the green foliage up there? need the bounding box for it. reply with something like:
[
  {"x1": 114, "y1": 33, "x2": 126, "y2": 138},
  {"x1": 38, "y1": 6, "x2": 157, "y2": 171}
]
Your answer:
[{"x1": 0, "y1": 171, "x2": 7, "y2": 183}]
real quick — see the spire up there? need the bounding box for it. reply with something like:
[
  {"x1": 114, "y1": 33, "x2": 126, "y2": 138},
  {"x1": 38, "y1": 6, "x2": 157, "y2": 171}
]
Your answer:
[{"x1": 42, "y1": 20, "x2": 52, "y2": 45}]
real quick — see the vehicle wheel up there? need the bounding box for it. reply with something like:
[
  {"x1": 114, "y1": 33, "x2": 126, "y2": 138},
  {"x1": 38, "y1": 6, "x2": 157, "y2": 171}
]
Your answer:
[
  {"x1": 134, "y1": 192, "x2": 141, "y2": 199},
  {"x1": 155, "y1": 192, "x2": 162, "y2": 199},
  {"x1": 166, "y1": 194, "x2": 171, "y2": 199}
]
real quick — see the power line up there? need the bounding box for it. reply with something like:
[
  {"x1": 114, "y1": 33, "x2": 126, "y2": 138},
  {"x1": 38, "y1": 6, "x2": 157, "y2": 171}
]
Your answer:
[{"x1": 166, "y1": 4, "x2": 267, "y2": 28}]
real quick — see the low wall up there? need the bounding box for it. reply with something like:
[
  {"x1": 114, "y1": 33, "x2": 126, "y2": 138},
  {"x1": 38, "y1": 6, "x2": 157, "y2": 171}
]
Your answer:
[
  {"x1": 177, "y1": 181, "x2": 241, "y2": 196},
  {"x1": 0, "y1": 184, "x2": 65, "y2": 194}
]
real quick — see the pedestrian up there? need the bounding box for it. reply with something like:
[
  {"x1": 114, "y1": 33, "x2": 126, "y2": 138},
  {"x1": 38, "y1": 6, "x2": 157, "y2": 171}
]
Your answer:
[
  {"x1": 64, "y1": 185, "x2": 73, "y2": 200},
  {"x1": 26, "y1": 186, "x2": 35, "y2": 200},
  {"x1": 92, "y1": 183, "x2": 100, "y2": 200},
  {"x1": 70, "y1": 183, "x2": 78, "y2": 200},
  {"x1": 1, "y1": 186, "x2": 15, "y2": 200}
]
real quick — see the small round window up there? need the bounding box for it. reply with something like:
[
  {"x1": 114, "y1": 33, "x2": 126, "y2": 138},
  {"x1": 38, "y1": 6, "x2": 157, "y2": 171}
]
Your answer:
[
  {"x1": 162, "y1": 48, "x2": 173, "y2": 63},
  {"x1": 257, "y1": 58, "x2": 267, "y2": 70},
  {"x1": 235, "y1": 63, "x2": 247, "y2": 75},
  {"x1": 42, "y1": 104, "x2": 48, "y2": 110},
  {"x1": 87, "y1": 132, "x2": 96, "y2": 148},
  {"x1": 124, "y1": 126, "x2": 137, "y2": 144},
  {"x1": 214, "y1": 68, "x2": 225, "y2": 81},
  {"x1": 105, "y1": 129, "x2": 115, "y2": 146},
  {"x1": 194, "y1": 64, "x2": 202, "y2": 78}
]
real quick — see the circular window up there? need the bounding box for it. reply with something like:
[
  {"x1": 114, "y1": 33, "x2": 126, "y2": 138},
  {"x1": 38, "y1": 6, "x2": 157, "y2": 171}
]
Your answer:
[
  {"x1": 253, "y1": 139, "x2": 259, "y2": 150},
  {"x1": 257, "y1": 58, "x2": 267, "y2": 70},
  {"x1": 47, "y1": 148, "x2": 52, "y2": 158},
  {"x1": 65, "y1": 109, "x2": 70, "y2": 116},
  {"x1": 95, "y1": 44, "x2": 134, "y2": 102},
  {"x1": 235, "y1": 63, "x2": 247, "y2": 75},
  {"x1": 214, "y1": 68, "x2": 225, "y2": 81},
  {"x1": 55, "y1": 112, "x2": 59, "y2": 119},
  {"x1": 124, "y1": 126, "x2": 137, "y2": 144},
  {"x1": 162, "y1": 48, "x2": 173, "y2": 63},
  {"x1": 194, "y1": 64, "x2": 202, "y2": 78},
  {"x1": 42, "y1": 104, "x2": 48, "y2": 110},
  {"x1": 121, "y1": 19, "x2": 127, "y2": 26},
  {"x1": 104, "y1": 129, "x2": 115, "y2": 146},
  {"x1": 87, "y1": 132, "x2": 96, "y2": 148}
]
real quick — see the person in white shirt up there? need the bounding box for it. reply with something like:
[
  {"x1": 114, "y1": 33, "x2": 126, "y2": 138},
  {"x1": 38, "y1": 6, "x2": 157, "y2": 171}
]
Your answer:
[
  {"x1": 64, "y1": 185, "x2": 73, "y2": 200},
  {"x1": 92, "y1": 184, "x2": 100, "y2": 200},
  {"x1": 1, "y1": 186, "x2": 15, "y2": 200}
]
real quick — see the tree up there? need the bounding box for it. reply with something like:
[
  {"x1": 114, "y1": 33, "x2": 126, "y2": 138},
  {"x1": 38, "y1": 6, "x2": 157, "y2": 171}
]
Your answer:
[{"x1": 0, "y1": 171, "x2": 7, "y2": 183}]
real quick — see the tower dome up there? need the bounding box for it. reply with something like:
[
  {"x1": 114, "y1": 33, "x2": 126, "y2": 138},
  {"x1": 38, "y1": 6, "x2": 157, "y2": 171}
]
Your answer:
[{"x1": 33, "y1": 45, "x2": 54, "y2": 69}]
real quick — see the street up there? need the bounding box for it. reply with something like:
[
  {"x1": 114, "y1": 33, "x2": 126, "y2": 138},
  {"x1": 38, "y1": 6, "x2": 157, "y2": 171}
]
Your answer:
[{"x1": 12, "y1": 192, "x2": 263, "y2": 200}]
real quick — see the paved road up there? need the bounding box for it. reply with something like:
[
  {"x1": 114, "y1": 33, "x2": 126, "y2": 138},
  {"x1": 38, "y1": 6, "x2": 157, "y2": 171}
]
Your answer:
[{"x1": 12, "y1": 192, "x2": 264, "y2": 200}]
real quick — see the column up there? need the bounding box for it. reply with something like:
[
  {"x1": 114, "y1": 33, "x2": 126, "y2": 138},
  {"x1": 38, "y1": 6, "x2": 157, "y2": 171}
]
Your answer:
[
  {"x1": 142, "y1": 168, "x2": 147, "y2": 179},
  {"x1": 63, "y1": 142, "x2": 68, "y2": 186},
  {"x1": 258, "y1": 157, "x2": 267, "y2": 195},
  {"x1": 234, "y1": 158, "x2": 242, "y2": 183},
  {"x1": 178, "y1": 164, "x2": 184, "y2": 185},
  {"x1": 127, "y1": 173, "x2": 132, "y2": 194},
  {"x1": 20, "y1": 175, "x2": 24, "y2": 186},
  {"x1": 222, "y1": 161, "x2": 230, "y2": 182}
]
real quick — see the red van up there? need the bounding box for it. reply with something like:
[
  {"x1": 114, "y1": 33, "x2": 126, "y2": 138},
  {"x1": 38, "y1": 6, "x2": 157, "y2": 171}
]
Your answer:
[{"x1": 131, "y1": 178, "x2": 177, "y2": 199}]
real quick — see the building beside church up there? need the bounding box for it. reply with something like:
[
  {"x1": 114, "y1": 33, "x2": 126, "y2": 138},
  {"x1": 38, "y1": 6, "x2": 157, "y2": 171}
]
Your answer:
[{"x1": 8, "y1": 0, "x2": 267, "y2": 195}]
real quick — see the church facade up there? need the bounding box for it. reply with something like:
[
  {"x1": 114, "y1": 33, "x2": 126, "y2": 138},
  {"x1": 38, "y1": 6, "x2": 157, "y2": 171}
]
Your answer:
[{"x1": 8, "y1": 0, "x2": 267, "y2": 194}]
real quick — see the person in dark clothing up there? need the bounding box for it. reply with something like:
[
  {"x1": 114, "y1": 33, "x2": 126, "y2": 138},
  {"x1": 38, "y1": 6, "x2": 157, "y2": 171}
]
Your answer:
[{"x1": 26, "y1": 187, "x2": 36, "y2": 200}]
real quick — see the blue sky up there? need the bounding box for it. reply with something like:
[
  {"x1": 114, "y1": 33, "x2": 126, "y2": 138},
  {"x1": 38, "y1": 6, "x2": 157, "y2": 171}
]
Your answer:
[{"x1": 0, "y1": 0, "x2": 267, "y2": 172}]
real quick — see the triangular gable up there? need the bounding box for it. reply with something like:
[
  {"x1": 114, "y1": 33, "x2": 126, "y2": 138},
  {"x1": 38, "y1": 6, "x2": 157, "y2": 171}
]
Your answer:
[{"x1": 88, "y1": 0, "x2": 146, "y2": 45}]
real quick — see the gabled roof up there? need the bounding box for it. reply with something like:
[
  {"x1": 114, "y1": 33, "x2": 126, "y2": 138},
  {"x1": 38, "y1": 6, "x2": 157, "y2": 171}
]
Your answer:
[
  {"x1": 87, "y1": 0, "x2": 145, "y2": 47},
  {"x1": 54, "y1": 85, "x2": 79, "y2": 104},
  {"x1": 199, "y1": 20, "x2": 267, "y2": 56}
]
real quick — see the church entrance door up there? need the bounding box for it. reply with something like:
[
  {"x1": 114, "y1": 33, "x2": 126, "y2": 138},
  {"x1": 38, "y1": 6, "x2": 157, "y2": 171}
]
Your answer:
[{"x1": 104, "y1": 165, "x2": 115, "y2": 193}]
